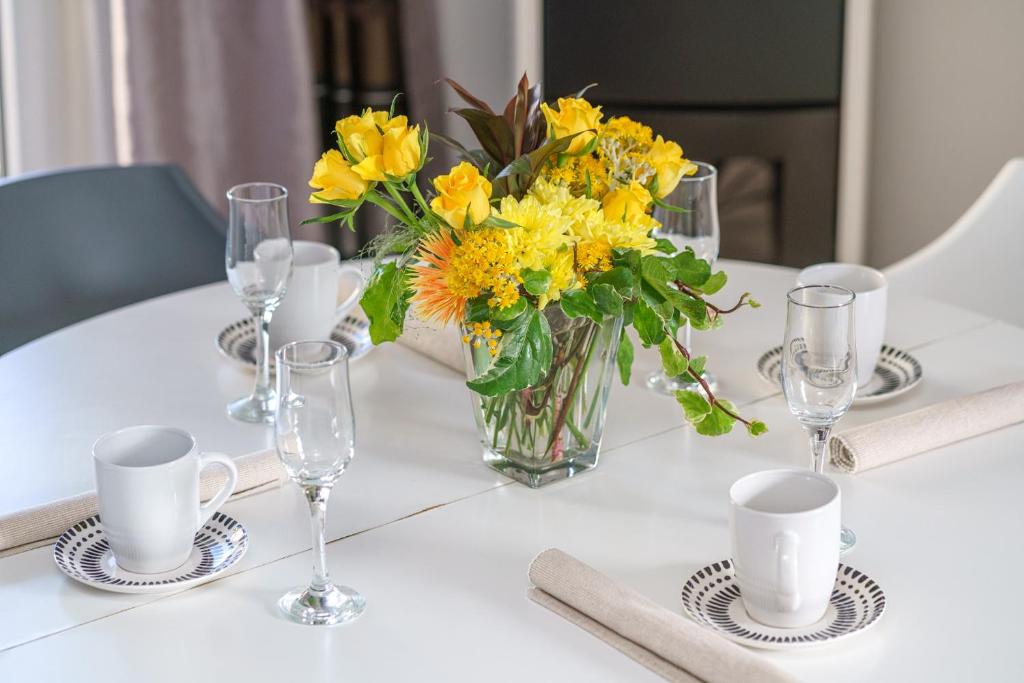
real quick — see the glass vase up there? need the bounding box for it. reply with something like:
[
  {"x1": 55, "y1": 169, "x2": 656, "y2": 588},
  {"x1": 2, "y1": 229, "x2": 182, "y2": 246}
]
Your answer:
[{"x1": 464, "y1": 307, "x2": 623, "y2": 488}]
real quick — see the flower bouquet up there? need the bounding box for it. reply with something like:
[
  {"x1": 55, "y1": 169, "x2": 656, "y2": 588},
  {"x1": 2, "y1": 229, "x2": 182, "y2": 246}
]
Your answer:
[{"x1": 307, "y1": 75, "x2": 765, "y2": 487}]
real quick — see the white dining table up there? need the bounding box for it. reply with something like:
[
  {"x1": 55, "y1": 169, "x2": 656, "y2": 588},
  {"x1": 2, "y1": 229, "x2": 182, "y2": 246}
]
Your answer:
[{"x1": 1, "y1": 258, "x2": 1022, "y2": 682}]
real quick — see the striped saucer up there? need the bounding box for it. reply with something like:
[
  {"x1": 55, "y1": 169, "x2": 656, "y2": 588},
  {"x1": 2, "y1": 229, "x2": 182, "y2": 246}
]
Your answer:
[
  {"x1": 757, "y1": 343, "x2": 922, "y2": 404},
  {"x1": 53, "y1": 512, "x2": 248, "y2": 594},
  {"x1": 681, "y1": 560, "x2": 886, "y2": 650}
]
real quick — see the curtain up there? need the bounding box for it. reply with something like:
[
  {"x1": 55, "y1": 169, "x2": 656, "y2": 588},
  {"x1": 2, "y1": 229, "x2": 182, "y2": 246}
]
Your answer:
[{"x1": 111, "y1": 0, "x2": 319, "y2": 225}]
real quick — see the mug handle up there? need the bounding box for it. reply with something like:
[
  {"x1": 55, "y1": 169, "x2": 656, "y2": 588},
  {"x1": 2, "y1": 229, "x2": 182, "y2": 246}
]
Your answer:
[
  {"x1": 197, "y1": 452, "x2": 239, "y2": 527},
  {"x1": 334, "y1": 265, "x2": 366, "y2": 320},
  {"x1": 774, "y1": 531, "x2": 801, "y2": 613}
]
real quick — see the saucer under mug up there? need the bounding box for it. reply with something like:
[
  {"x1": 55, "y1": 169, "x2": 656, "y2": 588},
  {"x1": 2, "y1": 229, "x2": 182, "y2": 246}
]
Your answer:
[
  {"x1": 681, "y1": 560, "x2": 886, "y2": 650},
  {"x1": 217, "y1": 314, "x2": 372, "y2": 372},
  {"x1": 53, "y1": 513, "x2": 248, "y2": 594},
  {"x1": 757, "y1": 343, "x2": 922, "y2": 404}
]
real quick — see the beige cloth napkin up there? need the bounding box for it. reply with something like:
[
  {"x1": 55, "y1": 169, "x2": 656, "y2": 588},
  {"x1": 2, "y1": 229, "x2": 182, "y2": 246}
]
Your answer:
[
  {"x1": 395, "y1": 320, "x2": 465, "y2": 374},
  {"x1": 527, "y1": 549, "x2": 796, "y2": 683},
  {"x1": 829, "y1": 381, "x2": 1024, "y2": 473},
  {"x1": 0, "y1": 449, "x2": 288, "y2": 558}
]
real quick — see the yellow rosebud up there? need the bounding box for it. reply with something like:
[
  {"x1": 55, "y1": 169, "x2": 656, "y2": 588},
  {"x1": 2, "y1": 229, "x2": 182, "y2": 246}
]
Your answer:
[
  {"x1": 382, "y1": 124, "x2": 421, "y2": 178},
  {"x1": 646, "y1": 135, "x2": 697, "y2": 198},
  {"x1": 430, "y1": 161, "x2": 493, "y2": 228},
  {"x1": 602, "y1": 181, "x2": 653, "y2": 223},
  {"x1": 308, "y1": 149, "x2": 368, "y2": 203},
  {"x1": 539, "y1": 97, "x2": 603, "y2": 154},
  {"x1": 352, "y1": 154, "x2": 386, "y2": 182}
]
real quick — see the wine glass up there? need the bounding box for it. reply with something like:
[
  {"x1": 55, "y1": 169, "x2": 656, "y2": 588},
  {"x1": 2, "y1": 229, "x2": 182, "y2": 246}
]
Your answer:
[
  {"x1": 648, "y1": 161, "x2": 721, "y2": 395},
  {"x1": 225, "y1": 182, "x2": 293, "y2": 424},
  {"x1": 781, "y1": 285, "x2": 858, "y2": 552},
  {"x1": 275, "y1": 340, "x2": 364, "y2": 625}
]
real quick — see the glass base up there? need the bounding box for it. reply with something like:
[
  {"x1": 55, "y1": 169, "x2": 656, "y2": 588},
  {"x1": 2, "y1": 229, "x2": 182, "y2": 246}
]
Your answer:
[
  {"x1": 483, "y1": 446, "x2": 599, "y2": 489},
  {"x1": 646, "y1": 370, "x2": 718, "y2": 396},
  {"x1": 840, "y1": 525, "x2": 856, "y2": 554},
  {"x1": 279, "y1": 583, "x2": 365, "y2": 626},
  {"x1": 227, "y1": 392, "x2": 276, "y2": 424}
]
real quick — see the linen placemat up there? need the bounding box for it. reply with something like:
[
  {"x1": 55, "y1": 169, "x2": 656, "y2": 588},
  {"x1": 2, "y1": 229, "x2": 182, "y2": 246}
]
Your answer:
[
  {"x1": 829, "y1": 380, "x2": 1024, "y2": 473},
  {"x1": 527, "y1": 548, "x2": 796, "y2": 683},
  {"x1": 0, "y1": 449, "x2": 288, "y2": 558}
]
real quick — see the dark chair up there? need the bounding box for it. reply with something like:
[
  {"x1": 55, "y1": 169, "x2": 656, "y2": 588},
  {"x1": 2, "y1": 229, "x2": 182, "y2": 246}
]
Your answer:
[{"x1": 0, "y1": 164, "x2": 227, "y2": 355}]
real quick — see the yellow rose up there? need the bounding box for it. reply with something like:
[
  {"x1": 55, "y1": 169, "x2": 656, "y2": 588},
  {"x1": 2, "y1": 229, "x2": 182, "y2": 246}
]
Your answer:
[
  {"x1": 539, "y1": 97, "x2": 603, "y2": 154},
  {"x1": 308, "y1": 149, "x2": 368, "y2": 203},
  {"x1": 430, "y1": 162, "x2": 493, "y2": 228},
  {"x1": 602, "y1": 181, "x2": 653, "y2": 223},
  {"x1": 335, "y1": 109, "x2": 384, "y2": 162},
  {"x1": 646, "y1": 135, "x2": 697, "y2": 198},
  {"x1": 381, "y1": 124, "x2": 421, "y2": 177}
]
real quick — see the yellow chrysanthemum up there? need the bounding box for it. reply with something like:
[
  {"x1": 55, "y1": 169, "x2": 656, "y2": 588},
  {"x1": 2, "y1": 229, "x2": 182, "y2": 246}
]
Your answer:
[
  {"x1": 494, "y1": 194, "x2": 574, "y2": 272},
  {"x1": 539, "y1": 248, "x2": 576, "y2": 308}
]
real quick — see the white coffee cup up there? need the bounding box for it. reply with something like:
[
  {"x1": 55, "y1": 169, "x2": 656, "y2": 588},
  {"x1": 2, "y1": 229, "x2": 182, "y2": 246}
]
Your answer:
[
  {"x1": 93, "y1": 425, "x2": 239, "y2": 574},
  {"x1": 730, "y1": 469, "x2": 840, "y2": 628},
  {"x1": 270, "y1": 241, "x2": 365, "y2": 352},
  {"x1": 797, "y1": 263, "x2": 887, "y2": 388}
]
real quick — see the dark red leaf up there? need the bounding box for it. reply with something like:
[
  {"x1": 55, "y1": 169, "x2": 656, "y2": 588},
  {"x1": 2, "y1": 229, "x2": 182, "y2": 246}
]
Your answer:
[{"x1": 445, "y1": 78, "x2": 495, "y2": 114}]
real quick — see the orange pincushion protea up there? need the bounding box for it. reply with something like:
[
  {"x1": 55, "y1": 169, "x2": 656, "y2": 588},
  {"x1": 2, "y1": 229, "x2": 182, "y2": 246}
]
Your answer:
[{"x1": 409, "y1": 229, "x2": 467, "y2": 326}]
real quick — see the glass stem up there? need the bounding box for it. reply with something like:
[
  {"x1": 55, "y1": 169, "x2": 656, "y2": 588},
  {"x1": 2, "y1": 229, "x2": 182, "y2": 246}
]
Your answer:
[
  {"x1": 254, "y1": 308, "x2": 273, "y2": 399},
  {"x1": 304, "y1": 485, "x2": 332, "y2": 592},
  {"x1": 805, "y1": 424, "x2": 832, "y2": 474}
]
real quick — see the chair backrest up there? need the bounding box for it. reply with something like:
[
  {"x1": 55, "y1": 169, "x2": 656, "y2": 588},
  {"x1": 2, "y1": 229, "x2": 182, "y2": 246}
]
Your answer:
[
  {"x1": 0, "y1": 164, "x2": 226, "y2": 355},
  {"x1": 884, "y1": 158, "x2": 1024, "y2": 327}
]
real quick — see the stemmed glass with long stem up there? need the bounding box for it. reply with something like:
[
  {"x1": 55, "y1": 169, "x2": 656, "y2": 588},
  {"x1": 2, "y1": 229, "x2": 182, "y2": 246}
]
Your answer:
[
  {"x1": 648, "y1": 161, "x2": 721, "y2": 395},
  {"x1": 781, "y1": 285, "x2": 858, "y2": 552},
  {"x1": 225, "y1": 183, "x2": 293, "y2": 424},
  {"x1": 275, "y1": 340, "x2": 364, "y2": 625}
]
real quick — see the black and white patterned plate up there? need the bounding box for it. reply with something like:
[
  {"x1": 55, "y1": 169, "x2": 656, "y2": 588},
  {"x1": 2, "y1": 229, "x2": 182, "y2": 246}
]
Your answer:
[
  {"x1": 216, "y1": 314, "x2": 373, "y2": 371},
  {"x1": 53, "y1": 512, "x2": 248, "y2": 594},
  {"x1": 681, "y1": 560, "x2": 886, "y2": 650},
  {"x1": 757, "y1": 344, "x2": 922, "y2": 404}
]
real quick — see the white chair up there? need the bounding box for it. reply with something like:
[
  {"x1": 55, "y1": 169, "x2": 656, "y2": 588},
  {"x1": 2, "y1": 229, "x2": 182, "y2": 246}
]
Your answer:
[{"x1": 884, "y1": 158, "x2": 1024, "y2": 327}]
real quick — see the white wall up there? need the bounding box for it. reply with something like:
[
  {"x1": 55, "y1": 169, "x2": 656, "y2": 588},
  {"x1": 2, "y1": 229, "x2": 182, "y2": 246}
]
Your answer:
[{"x1": 866, "y1": 0, "x2": 1024, "y2": 267}]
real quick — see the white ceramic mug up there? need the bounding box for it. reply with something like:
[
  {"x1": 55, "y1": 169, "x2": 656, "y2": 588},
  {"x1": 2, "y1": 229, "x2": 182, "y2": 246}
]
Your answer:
[
  {"x1": 269, "y1": 241, "x2": 365, "y2": 352},
  {"x1": 93, "y1": 426, "x2": 238, "y2": 574},
  {"x1": 797, "y1": 263, "x2": 888, "y2": 388},
  {"x1": 730, "y1": 469, "x2": 840, "y2": 628}
]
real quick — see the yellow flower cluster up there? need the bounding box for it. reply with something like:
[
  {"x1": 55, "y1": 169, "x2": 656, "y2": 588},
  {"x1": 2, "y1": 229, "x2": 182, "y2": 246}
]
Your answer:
[
  {"x1": 445, "y1": 228, "x2": 521, "y2": 310},
  {"x1": 462, "y1": 320, "x2": 502, "y2": 357},
  {"x1": 540, "y1": 153, "x2": 610, "y2": 199},
  {"x1": 308, "y1": 107, "x2": 421, "y2": 203}
]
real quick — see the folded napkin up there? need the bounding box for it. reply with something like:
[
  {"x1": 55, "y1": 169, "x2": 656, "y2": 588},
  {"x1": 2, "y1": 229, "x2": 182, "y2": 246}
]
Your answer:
[
  {"x1": 0, "y1": 449, "x2": 288, "y2": 558},
  {"x1": 829, "y1": 381, "x2": 1024, "y2": 473},
  {"x1": 527, "y1": 549, "x2": 795, "y2": 683},
  {"x1": 395, "y1": 320, "x2": 465, "y2": 374}
]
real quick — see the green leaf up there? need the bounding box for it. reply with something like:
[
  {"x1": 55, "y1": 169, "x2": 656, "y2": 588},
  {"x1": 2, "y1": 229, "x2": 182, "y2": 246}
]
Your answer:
[
  {"x1": 616, "y1": 329, "x2": 634, "y2": 385},
  {"x1": 700, "y1": 271, "x2": 727, "y2": 295},
  {"x1": 479, "y1": 214, "x2": 521, "y2": 229},
  {"x1": 632, "y1": 300, "x2": 665, "y2": 347},
  {"x1": 521, "y1": 268, "x2": 552, "y2": 296},
  {"x1": 592, "y1": 266, "x2": 636, "y2": 299},
  {"x1": 747, "y1": 420, "x2": 768, "y2": 436},
  {"x1": 490, "y1": 297, "x2": 527, "y2": 322},
  {"x1": 360, "y1": 262, "x2": 410, "y2": 344},
  {"x1": 465, "y1": 297, "x2": 490, "y2": 323},
  {"x1": 689, "y1": 355, "x2": 707, "y2": 376},
  {"x1": 671, "y1": 249, "x2": 712, "y2": 287},
  {"x1": 748, "y1": 297, "x2": 762, "y2": 309},
  {"x1": 654, "y1": 238, "x2": 678, "y2": 255},
  {"x1": 695, "y1": 401, "x2": 736, "y2": 436},
  {"x1": 675, "y1": 391, "x2": 712, "y2": 423},
  {"x1": 466, "y1": 308, "x2": 552, "y2": 396},
  {"x1": 612, "y1": 248, "x2": 641, "y2": 272},
  {"x1": 658, "y1": 337, "x2": 689, "y2": 377},
  {"x1": 591, "y1": 283, "x2": 623, "y2": 316},
  {"x1": 560, "y1": 289, "x2": 602, "y2": 323}
]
